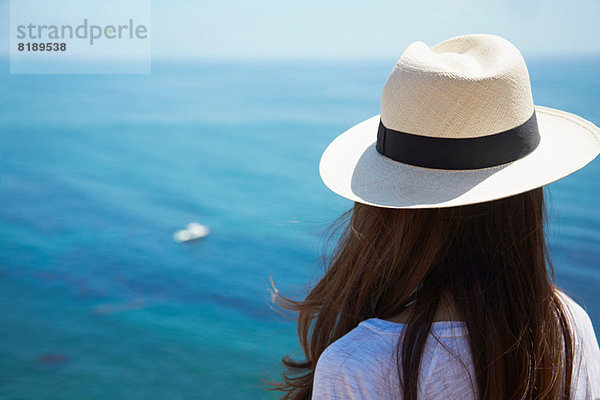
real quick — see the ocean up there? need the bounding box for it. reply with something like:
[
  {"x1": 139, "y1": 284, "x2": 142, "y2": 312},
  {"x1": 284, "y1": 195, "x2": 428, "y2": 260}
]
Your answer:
[{"x1": 0, "y1": 56, "x2": 599, "y2": 399}]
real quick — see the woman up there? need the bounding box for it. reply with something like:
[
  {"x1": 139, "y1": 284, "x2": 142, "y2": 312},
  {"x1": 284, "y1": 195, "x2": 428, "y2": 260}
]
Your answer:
[{"x1": 270, "y1": 34, "x2": 600, "y2": 399}]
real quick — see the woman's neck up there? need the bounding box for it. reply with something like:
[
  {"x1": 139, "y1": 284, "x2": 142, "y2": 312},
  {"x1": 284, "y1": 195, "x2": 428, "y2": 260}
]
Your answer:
[{"x1": 385, "y1": 293, "x2": 461, "y2": 323}]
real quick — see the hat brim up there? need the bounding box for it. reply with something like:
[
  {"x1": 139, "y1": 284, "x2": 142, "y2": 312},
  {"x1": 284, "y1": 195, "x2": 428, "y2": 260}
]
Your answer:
[{"x1": 319, "y1": 106, "x2": 600, "y2": 208}]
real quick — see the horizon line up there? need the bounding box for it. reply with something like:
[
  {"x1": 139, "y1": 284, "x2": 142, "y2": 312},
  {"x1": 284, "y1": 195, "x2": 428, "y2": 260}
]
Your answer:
[{"x1": 0, "y1": 52, "x2": 599, "y2": 64}]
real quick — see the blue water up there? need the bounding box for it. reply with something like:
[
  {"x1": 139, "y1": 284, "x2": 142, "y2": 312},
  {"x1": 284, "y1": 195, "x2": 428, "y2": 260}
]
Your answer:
[{"x1": 0, "y1": 56, "x2": 599, "y2": 399}]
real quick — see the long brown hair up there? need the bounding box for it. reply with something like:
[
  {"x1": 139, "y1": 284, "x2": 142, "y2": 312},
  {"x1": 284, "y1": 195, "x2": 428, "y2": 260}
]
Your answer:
[{"x1": 267, "y1": 187, "x2": 574, "y2": 400}]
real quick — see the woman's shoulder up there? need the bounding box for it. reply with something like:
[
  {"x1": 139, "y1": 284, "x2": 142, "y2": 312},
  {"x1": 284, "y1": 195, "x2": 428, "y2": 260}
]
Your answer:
[
  {"x1": 553, "y1": 288, "x2": 600, "y2": 396},
  {"x1": 315, "y1": 320, "x2": 397, "y2": 374},
  {"x1": 553, "y1": 288, "x2": 600, "y2": 353},
  {"x1": 315, "y1": 318, "x2": 471, "y2": 376},
  {"x1": 312, "y1": 292, "x2": 600, "y2": 399},
  {"x1": 312, "y1": 322, "x2": 397, "y2": 399},
  {"x1": 554, "y1": 288, "x2": 597, "y2": 338},
  {"x1": 316, "y1": 290, "x2": 596, "y2": 368},
  {"x1": 312, "y1": 319, "x2": 473, "y2": 399}
]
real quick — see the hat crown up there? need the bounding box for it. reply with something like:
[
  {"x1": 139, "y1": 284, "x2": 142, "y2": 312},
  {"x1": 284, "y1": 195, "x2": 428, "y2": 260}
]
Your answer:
[{"x1": 381, "y1": 34, "x2": 534, "y2": 138}]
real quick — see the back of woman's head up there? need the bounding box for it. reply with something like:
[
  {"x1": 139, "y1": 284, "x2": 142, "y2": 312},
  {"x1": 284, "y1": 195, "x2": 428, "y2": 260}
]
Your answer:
[{"x1": 269, "y1": 187, "x2": 573, "y2": 400}]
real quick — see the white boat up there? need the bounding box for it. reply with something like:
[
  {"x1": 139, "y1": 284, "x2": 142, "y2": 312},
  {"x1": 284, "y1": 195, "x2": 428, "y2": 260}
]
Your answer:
[{"x1": 174, "y1": 222, "x2": 210, "y2": 242}]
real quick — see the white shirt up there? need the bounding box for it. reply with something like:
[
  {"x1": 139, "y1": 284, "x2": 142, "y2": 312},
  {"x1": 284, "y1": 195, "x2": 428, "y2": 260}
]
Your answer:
[{"x1": 312, "y1": 290, "x2": 600, "y2": 399}]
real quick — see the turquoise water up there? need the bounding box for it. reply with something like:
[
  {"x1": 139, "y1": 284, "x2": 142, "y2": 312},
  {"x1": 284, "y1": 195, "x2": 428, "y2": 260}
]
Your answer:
[{"x1": 0, "y1": 57, "x2": 599, "y2": 399}]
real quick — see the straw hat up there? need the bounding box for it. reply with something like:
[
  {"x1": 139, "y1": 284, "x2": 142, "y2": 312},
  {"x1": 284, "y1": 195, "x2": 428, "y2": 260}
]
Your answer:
[{"x1": 319, "y1": 34, "x2": 600, "y2": 208}]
